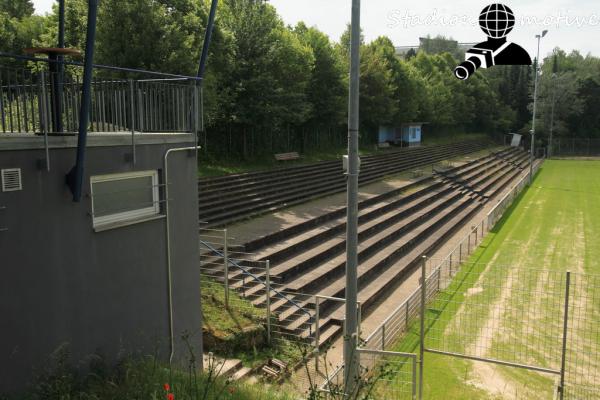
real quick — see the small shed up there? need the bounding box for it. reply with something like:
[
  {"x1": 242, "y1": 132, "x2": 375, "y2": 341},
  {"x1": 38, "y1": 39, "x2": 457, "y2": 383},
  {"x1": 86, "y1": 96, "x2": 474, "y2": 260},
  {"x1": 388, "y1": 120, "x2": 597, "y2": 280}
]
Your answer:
[
  {"x1": 400, "y1": 123, "x2": 426, "y2": 146},
  {"x1": 378, "y1": 123, "x2": 427, "y2": 147}
]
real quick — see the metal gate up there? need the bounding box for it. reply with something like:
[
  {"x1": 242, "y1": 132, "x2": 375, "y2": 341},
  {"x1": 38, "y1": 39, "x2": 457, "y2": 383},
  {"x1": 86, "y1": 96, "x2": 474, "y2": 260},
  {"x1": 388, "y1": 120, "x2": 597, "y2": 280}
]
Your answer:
[{"x1": 418, "y1": 257, "x2": 600, "y2": 399}]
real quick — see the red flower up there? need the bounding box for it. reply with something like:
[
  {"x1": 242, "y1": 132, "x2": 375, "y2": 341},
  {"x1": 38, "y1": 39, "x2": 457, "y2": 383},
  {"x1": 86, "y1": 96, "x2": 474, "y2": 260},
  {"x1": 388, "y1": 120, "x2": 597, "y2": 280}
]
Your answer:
[
  {"x1": 163, "y1": 383, "x2": 171, "y2": 392},
  {"x1": 167, "y1": 393, "x2": 175, "y2": 400}
]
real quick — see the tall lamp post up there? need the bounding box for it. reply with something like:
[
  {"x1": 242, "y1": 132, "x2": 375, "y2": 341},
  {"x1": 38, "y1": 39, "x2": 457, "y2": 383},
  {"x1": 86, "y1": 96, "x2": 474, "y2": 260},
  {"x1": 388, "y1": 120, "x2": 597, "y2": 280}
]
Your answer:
[
  {"x1": 549, "y1": 72, "x2": 557, "y2": 157},
  {"x1": 344, "y1": 0, "x2": 361, "y2": 395},
  {"x1": 530, "y1": 29, "x2": 548, "y2": 185}
]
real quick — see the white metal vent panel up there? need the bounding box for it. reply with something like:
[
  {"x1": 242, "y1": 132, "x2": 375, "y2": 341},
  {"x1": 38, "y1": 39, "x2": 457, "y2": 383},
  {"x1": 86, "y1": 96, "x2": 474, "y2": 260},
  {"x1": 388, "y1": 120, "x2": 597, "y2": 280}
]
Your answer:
[{"x1": 1, "y1": 168, "x2": 22, "y2": 192}]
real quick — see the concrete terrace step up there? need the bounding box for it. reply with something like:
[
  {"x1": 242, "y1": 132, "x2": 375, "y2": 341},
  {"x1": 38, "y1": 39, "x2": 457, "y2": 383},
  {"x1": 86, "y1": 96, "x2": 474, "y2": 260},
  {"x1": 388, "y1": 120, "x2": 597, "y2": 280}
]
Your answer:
[
  {"x1": 273, "y1": 198, "x2": 476, "y2": 334},
  {"x1": 199, "y1": 141, "x2": 492, "y2": 226},
  {"x1": 328, "y1": 201, "x2": 482, "y2": 323},
  {"x1": 203, "y1": 355, "x2": 243, "y2": 378},
  {"x1": 243, "y1": 147, "x2": 514, "y2": 253},
  {"x1": 276, "y1": 158, "x2": 524, "y2": 327},
  {"x1": 231, "y1": 366, "x2": 253, "y2": 381},
  {"x1": 267, "y1": 195, "x2": 474, "y2": 325},
  {"x1": 201, "y1": 148, "x2": 531, "y2": 344},
  {"x1": 198, "y1": 145, "x2": 478, "y2": 220},
  {"x1": 210, "y1": 151, "x2": 519, "y2": 302},
  {"x1": 198, "y1": 141, "x2": 483, "y2": 192},
  {"x1": 242, "y1": 188, "x2": 464, "y2": 302}
]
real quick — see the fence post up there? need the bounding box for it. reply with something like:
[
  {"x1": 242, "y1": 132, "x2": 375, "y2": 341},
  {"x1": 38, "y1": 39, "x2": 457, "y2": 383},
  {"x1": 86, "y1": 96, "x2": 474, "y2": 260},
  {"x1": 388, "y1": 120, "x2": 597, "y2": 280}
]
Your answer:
[
  {"x1": 137, "y1": 85, "x2": 144, "y2": 132},
  {"x1": 449, "y1": 254, "x2": 453, "y2": 278},
  {"x1": 266, "y1": 259, "x2": 271, "y2": 346},
  {"x1": 468, "y1": 233, "x2": 471, "y2": 254},
  {"x1": 459, "y1": 243, "x2": 462, "y2": 265},
  {"x1": 404, "y1": 296, "x2": 412, "y2": 332},
  {"x1": 381, "y1": 324, "x2": 386, "y2": 351},
  {"x1": 559, "y1": 271, "x2": 571, "y2": 400},
  {"x1": 419, "y1": 255, "x2": 427, "y2": 400},
  {"x1": 39, "y1": 72, "x2": 50, "y2": 171},
  {"x1": 357, "y1": 301, "x2": 362, "y2": 339},
  {"x1": 315, "y1": 295, "x2": 320, "y2": 372},
  {"x1": 223, "y1": 229, "x2": 229, "y2": 309},
  {"x1": 128, "y1": 79, "x2": 136, "y2": 165}
]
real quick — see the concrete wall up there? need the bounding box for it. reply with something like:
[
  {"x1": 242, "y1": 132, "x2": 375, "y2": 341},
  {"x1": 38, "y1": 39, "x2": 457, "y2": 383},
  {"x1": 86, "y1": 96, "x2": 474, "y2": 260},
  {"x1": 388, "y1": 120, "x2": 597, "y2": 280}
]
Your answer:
[{"x1": 0, "y1": 133, "x2": 201, "y2": 393}]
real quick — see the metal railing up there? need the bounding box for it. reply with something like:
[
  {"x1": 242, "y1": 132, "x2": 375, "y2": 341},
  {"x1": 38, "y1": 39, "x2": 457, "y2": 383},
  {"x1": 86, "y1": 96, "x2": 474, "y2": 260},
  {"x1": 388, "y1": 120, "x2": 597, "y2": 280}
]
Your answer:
[
  {"x1": 549, "y1": 137, "x2": 600, "y2": 157},
  {"x1": 0, "y1": 64, "x2": 200, "y2": 135}
]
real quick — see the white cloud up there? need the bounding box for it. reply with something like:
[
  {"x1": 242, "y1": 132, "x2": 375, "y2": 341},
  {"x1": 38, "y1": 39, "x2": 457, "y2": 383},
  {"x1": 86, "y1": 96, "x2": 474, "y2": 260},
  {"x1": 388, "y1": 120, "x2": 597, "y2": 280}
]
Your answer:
[{"x1": 32, "y1": 0, "x2": 54, "y2": 15}]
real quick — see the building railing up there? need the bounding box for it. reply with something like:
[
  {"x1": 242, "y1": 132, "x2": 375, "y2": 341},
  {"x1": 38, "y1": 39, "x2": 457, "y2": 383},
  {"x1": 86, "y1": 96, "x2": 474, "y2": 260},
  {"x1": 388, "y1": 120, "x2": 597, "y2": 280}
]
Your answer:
[{"x1": 0, "y1": 64, "x2": 200, "y2": 135}]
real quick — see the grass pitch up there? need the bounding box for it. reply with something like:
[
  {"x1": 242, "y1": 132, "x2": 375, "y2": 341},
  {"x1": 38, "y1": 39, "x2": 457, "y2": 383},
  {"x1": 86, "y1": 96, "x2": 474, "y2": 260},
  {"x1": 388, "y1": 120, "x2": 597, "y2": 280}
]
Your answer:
[{"x1": 389, "y1": 159, "x2": 600, "y2": 399}]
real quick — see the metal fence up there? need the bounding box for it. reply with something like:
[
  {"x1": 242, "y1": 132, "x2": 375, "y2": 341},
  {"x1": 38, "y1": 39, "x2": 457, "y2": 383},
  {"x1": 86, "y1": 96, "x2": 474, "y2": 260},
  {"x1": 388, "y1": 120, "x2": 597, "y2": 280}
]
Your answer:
[
  {"x1": 549, "y1": 138, "x2": 600, "y2": 157},
  {"x1": 418, "y1": 261, "x2": 600, "y2": 400},
  {"x1": 0, "y1": 64, "x2": 199, "y2": 135}
]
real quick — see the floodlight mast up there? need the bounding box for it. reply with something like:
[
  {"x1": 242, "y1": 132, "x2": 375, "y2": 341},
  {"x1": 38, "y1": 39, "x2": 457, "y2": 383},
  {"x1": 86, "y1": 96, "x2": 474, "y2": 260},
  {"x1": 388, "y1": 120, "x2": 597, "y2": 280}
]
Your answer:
[
  {"x1": 344, "y1": 0, "x2": 361, "y2": 395},
  {"x1": 530, "y1": 30, "x2": 547, "y2": 185}
]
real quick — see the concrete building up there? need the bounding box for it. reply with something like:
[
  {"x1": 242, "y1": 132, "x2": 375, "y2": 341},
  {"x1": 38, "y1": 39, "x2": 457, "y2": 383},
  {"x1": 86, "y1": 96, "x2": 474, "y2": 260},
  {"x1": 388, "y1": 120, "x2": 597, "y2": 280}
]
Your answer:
[{"x1": 0, "y1": 68, "x2": 202, "y2": 392}]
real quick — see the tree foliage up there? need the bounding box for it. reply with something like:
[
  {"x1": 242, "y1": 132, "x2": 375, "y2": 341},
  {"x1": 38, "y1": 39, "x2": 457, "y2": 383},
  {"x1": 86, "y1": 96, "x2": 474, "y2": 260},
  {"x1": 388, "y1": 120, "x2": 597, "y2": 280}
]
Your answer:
[{"x1": 2, "y1": 1, "x2": 600, "y2": 157}]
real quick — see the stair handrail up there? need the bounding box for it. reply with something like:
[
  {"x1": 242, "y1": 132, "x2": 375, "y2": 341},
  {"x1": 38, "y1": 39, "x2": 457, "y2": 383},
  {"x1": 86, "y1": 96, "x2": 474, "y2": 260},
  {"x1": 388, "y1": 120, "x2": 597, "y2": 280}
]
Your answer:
[{"x1": 199, "y1": 239, "x2": 314, "y2": 333}]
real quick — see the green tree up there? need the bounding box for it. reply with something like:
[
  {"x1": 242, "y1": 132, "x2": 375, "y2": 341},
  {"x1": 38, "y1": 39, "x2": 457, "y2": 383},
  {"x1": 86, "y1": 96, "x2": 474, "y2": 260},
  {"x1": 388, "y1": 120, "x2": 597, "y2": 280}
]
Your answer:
[
  {"x1": 536, "y1": 71, "x2": 583, "y2": 138},
  {"x1": 294, "y1": 22, "x2": 346, "y2": 128},
  {"x1": 0, "y1": 1, "x2": 44, "y2": 66},
  {"x1": 213, "y1": 0, "x2": 313, "y2": 157},
  {"x1": 359, "y1": 37, "x2": 398, "y2": 138},
  {"x1": 0, "y1": 0, "x2": 34, "y2": 19}
]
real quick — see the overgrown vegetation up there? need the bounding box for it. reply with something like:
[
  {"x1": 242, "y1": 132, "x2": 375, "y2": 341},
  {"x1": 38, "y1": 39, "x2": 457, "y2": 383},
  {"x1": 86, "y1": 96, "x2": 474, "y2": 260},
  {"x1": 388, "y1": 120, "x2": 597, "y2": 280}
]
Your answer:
[
  {"x1": 2, "y1": 344, "x2": 295, "y2": 400},
  {"x1": 201, "y1": 277, "x2": 304, "y2": 371}
]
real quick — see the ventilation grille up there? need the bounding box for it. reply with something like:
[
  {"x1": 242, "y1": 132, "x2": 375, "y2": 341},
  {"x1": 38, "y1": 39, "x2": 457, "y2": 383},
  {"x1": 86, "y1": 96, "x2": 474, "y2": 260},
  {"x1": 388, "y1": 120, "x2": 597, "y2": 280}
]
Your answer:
[{"x1": 1, "y1": 168, "x2": 22, "y2": 192}]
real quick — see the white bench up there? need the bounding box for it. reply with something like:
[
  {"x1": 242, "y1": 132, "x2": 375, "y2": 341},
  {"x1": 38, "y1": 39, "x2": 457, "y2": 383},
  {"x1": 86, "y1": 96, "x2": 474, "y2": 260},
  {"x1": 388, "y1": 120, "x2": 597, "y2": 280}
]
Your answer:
[{"x1": 274, "y1": 152, "x2": 300, "y2": 162}]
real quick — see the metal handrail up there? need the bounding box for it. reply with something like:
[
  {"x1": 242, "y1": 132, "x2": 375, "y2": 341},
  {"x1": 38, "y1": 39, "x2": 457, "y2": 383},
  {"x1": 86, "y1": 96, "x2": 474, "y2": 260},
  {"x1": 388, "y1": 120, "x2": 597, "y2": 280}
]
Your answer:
[{"x1": 199, "y1": 239, "x2": 314, "y2": 327}]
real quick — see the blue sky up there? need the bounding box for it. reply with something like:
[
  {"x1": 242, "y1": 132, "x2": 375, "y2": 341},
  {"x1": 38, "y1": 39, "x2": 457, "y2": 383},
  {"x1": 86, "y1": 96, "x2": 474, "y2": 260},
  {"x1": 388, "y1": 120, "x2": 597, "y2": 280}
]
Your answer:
[{"x1": 32, "y1": 0, "x2": 600, "y2": 57}]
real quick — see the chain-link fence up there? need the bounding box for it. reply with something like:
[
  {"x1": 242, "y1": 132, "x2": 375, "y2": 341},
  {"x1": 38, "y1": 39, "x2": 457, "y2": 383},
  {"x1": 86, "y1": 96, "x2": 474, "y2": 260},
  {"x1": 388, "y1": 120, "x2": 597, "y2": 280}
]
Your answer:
[
  {"x1": 419, "y1": 261, "x2": 600, "y2": 399},
  {"x1": 563, "y1": 273, "x2": 600, "y2": 399}
]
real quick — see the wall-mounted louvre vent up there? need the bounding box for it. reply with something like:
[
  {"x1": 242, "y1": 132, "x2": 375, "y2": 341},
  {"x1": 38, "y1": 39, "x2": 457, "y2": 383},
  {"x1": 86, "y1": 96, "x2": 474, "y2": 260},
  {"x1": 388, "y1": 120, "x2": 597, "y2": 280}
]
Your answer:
[{"x1": 1, "y1": 169, "x2": 22, "y2": 192}]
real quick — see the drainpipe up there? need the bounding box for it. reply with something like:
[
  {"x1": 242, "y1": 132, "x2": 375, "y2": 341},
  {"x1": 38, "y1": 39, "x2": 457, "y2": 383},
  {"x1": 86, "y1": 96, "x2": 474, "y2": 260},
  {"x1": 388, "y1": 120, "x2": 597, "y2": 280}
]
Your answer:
[{"x1": 164, "y1": 145, "x2": 201, "y2": 365}]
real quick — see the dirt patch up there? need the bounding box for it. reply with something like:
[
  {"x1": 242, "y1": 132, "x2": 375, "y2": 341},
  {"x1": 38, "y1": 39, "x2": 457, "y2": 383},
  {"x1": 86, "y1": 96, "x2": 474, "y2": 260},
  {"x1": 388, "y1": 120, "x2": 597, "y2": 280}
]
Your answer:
[
  {"x1": 467, "y1": 287, "x2": 484, "y2": 296},
  {"x1": 466, "y1": 269, "x2": 519, "y2": 397}
]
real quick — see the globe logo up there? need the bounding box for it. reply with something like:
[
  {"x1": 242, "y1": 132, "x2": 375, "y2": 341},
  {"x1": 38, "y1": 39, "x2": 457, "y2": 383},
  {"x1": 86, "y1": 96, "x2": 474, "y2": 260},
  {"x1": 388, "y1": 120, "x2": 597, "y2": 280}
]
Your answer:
[
  {"x1": 479, "y1": 3, "x2": 516, "y2": 39},
  {"x1": 454, "y1": 3, "x2": 531, "y2": 80}
]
